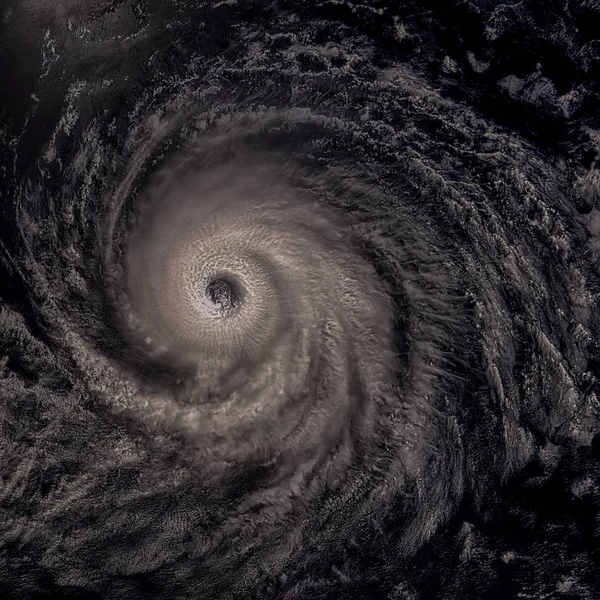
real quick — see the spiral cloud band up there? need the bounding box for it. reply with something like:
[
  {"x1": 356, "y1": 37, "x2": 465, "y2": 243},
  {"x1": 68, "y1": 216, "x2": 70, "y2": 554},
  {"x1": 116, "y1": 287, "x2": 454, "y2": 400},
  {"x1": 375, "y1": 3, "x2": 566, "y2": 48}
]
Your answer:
[
  {"x1": 120, "y1": 151, "x2": 398, "y2": 474},
  {"x1": 1, "y1": 0, "x2": 600, "y2": 598}
]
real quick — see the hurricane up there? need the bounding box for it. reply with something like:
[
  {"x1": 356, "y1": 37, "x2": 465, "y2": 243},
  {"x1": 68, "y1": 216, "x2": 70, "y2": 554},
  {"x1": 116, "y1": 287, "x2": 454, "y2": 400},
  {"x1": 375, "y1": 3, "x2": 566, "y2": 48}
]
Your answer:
[{"x1": 1, "y1": 1, "x2": 599, "y2": 599}]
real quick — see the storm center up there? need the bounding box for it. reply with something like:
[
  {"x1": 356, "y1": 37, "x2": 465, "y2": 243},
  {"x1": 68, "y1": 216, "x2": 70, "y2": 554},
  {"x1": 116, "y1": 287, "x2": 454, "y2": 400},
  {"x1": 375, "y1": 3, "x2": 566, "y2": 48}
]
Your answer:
[{"x1": 202, "y1": 275, "x2": 241, "y2": 317}]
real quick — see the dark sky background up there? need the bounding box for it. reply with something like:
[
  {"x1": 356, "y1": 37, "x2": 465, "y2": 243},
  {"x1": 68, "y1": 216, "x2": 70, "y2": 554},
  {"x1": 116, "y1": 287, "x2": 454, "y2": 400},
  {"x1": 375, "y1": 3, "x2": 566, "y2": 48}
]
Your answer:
[{"x1": 1, "y1": 1, "x2": 599, "y2": 599}]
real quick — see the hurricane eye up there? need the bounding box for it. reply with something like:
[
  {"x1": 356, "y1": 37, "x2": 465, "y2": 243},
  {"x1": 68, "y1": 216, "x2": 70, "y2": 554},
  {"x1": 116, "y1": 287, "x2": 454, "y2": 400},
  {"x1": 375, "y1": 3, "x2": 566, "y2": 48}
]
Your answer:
[{"x1": 202, "y1": 275, "x2": 241, "y2": 318}]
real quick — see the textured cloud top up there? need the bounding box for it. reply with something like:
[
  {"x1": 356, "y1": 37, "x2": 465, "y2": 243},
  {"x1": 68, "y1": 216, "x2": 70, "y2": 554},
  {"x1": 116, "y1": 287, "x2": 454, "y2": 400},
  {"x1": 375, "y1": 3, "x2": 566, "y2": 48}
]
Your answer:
[{"x1": 0, "y1": 1, "x2": 599, "y2": 598}]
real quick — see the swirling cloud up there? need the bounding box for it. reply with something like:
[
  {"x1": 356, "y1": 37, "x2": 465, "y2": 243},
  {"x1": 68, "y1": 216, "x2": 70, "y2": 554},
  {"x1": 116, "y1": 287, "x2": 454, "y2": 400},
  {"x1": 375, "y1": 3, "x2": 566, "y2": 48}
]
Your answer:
[{"x1": 0, "y1": 1, "x2": 599, "y2": 599}]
